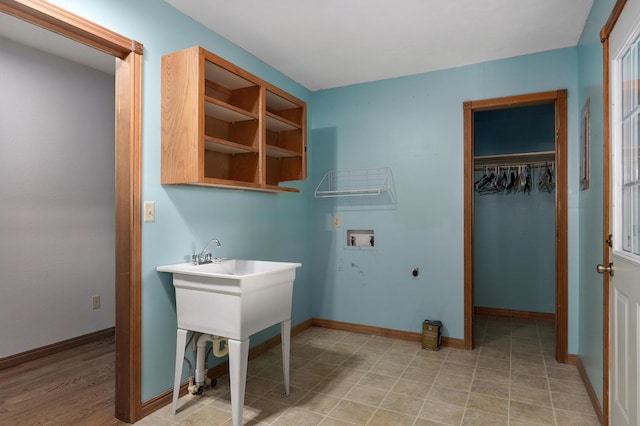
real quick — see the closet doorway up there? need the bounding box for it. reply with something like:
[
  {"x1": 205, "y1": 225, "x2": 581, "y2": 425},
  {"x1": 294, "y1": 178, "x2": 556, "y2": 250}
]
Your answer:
[
  {"x1": 463, "y1": 90, "x2": 568, "y2": 363},
  {"x1": 0, "y1": 1, "x2": 144, "y2": 422}
]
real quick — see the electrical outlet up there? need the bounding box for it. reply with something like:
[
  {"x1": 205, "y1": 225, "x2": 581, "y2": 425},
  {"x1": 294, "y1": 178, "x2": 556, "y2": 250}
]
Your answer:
[
  {"x1": 333, "y1": 215, "x2": 340, "y2": 228},
  {"x1": 144, "y1": 201, "x2": 155, "y2": 222},
  {"x1": 92, "y1": 295, "x2": 101, "y2": 310}
]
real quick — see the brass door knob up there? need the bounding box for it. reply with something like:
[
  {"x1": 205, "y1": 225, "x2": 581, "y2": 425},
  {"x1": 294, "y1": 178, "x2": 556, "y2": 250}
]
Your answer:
[{"x1": 596, "y1": 262, "x2": 614, "y2": 277}]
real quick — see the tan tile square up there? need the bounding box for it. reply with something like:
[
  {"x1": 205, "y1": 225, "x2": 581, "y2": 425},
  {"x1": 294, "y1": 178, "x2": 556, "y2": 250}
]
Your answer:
[
  {"x1": 243, "y1": 397, "x2": 289, "y2": 424},
  {"x1": 509, "y1": 400, "x2": 555, "y2": 425},
  {"x1": 554, "y1": 408, "x2": 601, "y2": 425},
  {"x1": 329, "y1": 366, "x2": 367, "y2": 383},
  {"x1": 512, "y1": 351, "x2": 545, "y2": 365},
  {"x1": 547, "y1": 365, "x2": 582, "y2": 382},
  {"x1": 418, "y1": 400, "x2": 464, "y2": 425},
  {"x1": 290, "y1": 356, "x2": 311, "y2": 370},
  {"x1": 434, "y1": 371, "x2": 472, "y2": 391},
  {"x1": 180, "y1": 404, "x2": 232, "y2": 426},
  {"x1": 510, "y1": 384, "x2": 551, "y2": 406},
  {"x1": 272, "y1": 407, "x2": 323, "y2": 426},
  {"x1": 345, "y1": 385, "x2": 388, "y2": 406},
  {"x1": 318, "y1": 418, "x2": 356, "y2": 426},
  {"x1": 304, "y1": 360, "x2": 339, "y2": 377},
  {"x1": 479, "y1": 347, "x2": 510, "y2": 360},
  {"x1": 328, "y1": 400, "x2": 376, "y2": 425},
  {"x1": 295, "y1": 391, "x2": 341, "y2": 415},
  {"x1": 416, "y1": 347, "x2": 449, "y2": 360},
  {"x1": 161, "y1": 394, "x2": 212, "y2": 420},
  {"x1": 292, "y1": 345, "x2": 325, "y2": 360},
  {"x1": 440, "y1": 361, "x2": 475, "y2": 377},
  {"x1": 372, "y1": 360, "x2": 407, "y2": 377},
  {"x1": 409, "y1": 356, "x2": 444, "y2": 370},
  {"x1": 313, "y1": 376, "x2": 355, "y2": 398},
  {"x1": 552, "y1": 392, "x2": 597, "y2": 415},
  {"x1": 511, "y1": 338, "x2": 542, "y2": 354},
  {"x1": 446, "y1": 350, "x2": 479, "y2": 366},
  {"x1": 388, "y1": 340, "x2": 421, "y2": 356},
  {"x1": 401, "y1": 366, "x2": 438, "y2": 384},
  {"x1": 315, "y1": 350, "x2": 351, "y2": 366},
  {"x1": 511, "y1": 360, "x2": 546, "y2": 377},
  {"x1": 511, "y1": 373, "x2": 549, "y2": 390},
  {"x1": 359, "y1": 372, "x2": 394, "y2": 388},
  {"x1": 380, "y1": 392, "x2": 424, "y2": 416},
  {"x1": 477, "y1": 356, "x2": 510, "y2": 371},
  {"x1": 470, "y1": 378, "x2": 509, "y2": 399},
  {"x1": 474, "y1": 366, "x2": 510, "y2": 384},
  {"x1": 367, "y1": 408, "x2": 416, "y2": 425},
  {"x1": 392, "y1": 378, "x2": 431, "y2": 399},
  {"x1": 548, "y1": 378, "x2": 588, "y2": 396},
  {"x1": 254, "y1": 364, "x2": 286, "y2": 382},
  {"x1": 290, "y1": 371, "x2": 326, "y2": 390},
  {"x1": 262, "y1": 384, "x2": 307, "y2": 406},
  {"x1": 461, "y1": 409, "x2": 508, "y2": 425},
  {"x1": 342, "y1": 355, "x2": 377, "y2": 371},
  {"x1": 427, "y1": 386, "x2": 469, "y2": 407},
  {"x1": 380, "y1": 351, "x2": 414, "y2": 366},
  {"x1": 466, "y1": 392, "x2": 508, "y2": 416}
]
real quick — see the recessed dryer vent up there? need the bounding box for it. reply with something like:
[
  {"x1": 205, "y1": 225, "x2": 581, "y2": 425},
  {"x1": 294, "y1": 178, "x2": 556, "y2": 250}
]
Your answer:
[{"x1": 347, "y1": 230, "x2": 375, "y2": 247}]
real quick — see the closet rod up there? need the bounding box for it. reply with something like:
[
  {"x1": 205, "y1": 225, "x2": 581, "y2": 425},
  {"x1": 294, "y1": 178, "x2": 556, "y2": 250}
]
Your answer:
[
  {"x1": 474, "y1": 161, "x2": 555, "y2": 172},
  {"x1": 474, "y1": 150, "x2": 555, "y2": 167}
]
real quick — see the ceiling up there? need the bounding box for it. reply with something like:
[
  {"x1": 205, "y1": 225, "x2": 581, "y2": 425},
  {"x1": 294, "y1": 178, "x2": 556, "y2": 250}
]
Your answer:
[
  {"x1": 0, "y1": 1, "x2": 594, "y2": 90},
  {"x1": 165, "y1": 0, "x2": 594, "y2": 91}
]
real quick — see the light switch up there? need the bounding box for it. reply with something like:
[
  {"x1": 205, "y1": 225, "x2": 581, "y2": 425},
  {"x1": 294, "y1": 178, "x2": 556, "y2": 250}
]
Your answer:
[
  {"x1": 333, "y1": 215, "x2": 340, "y2": 228},
  {"x1": 144, "y1": 201, "x2": 155, "y2": 222}
]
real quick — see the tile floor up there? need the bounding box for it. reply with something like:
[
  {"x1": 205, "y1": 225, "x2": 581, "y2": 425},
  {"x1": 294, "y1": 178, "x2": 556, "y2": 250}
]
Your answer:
[{"x1": 136, "y1": 316, "x2": 600, "y2": 425}]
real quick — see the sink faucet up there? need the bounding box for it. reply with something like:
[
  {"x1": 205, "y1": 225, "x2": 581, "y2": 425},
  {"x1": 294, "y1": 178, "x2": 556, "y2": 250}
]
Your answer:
[{"x1": 193, "y1": 238, "x2": 221, "y2": 265}]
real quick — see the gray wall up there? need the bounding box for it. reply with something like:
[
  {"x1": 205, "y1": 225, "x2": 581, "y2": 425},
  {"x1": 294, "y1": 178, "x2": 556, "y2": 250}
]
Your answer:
[{"x1": 0, "y1": 37, "x2": 115, "y2": 358}]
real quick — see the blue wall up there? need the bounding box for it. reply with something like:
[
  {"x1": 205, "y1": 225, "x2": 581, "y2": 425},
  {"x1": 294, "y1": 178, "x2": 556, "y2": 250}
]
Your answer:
[
  {"x1": 311, "y1": 48, "x2": 580, "y2": 347},
  {"x1": 474, "y1": 104, "x2": 556, "y2": 155},
  {"x1": 577, "y1": 0, "x2": 616, "y2": 407},
  {"x1": 474, "y1": 105, "x2": 556, "y2": 313},
  {"x1": 47, "y1": 0, "x2": 314, "y2": 401},
  {"x1": 44, "y1": 0, "x2": 611, "y2": 406}
]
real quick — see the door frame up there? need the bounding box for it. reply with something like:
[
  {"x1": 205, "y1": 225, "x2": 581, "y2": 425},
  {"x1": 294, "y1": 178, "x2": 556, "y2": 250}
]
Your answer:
[
  {"x1": 601, "y1": 1, "x2": 628, "y2": 425},
  {"x1": 463, "y1": 90, "x2": 569, "y2": 364},
  {"x1": 0, "y1": 0, "x2": 143, "y2": 422}
]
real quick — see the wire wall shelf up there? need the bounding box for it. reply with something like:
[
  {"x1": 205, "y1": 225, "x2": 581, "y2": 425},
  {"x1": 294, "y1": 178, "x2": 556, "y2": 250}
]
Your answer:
[{"x1": 314, "y1": 167, "x2": 396, "y2": 203}]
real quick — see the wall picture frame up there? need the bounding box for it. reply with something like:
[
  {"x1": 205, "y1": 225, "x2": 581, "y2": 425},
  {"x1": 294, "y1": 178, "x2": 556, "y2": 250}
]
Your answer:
[{"x1": 580, "y1": 98, "x2": 591, "y2": 190}]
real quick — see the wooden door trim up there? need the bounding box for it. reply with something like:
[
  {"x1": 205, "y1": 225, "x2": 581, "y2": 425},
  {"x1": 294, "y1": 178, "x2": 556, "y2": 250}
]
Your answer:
[
  {"x1": 0, "y1": 0, "x2": 143, "y2": 422},
  {"x1": 463, "y1": 90, "x2": 569, "y2": 364},
  {"x1": 600, "y1": 2, "x2": 627, "y2": 424}
]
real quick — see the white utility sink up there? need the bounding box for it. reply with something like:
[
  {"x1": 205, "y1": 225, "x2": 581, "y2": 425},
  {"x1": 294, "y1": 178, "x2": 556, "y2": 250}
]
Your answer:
[{"x1": 157, "y1": 259, "x2": 301, "y2": 426}]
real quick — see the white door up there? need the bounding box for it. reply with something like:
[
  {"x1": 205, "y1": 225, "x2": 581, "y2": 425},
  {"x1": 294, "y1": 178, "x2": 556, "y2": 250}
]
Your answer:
[{"x1": 609, "y1": 1, "x2": 640, "y2": 424}]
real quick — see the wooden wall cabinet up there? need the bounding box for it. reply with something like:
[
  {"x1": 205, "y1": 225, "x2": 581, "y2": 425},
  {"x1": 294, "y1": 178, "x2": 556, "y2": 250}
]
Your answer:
[{"x1": 161, "y1": 46, "x2": 306, "y2": 192}]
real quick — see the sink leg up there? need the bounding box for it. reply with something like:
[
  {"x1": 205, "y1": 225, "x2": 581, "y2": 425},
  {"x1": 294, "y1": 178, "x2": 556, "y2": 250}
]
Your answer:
[
  {"x1": 172, "y1": 328, "x2": 188, "y2": 415},
  {"x1": 228, "y1": 338, "x2": 249, "y2": 426},
  {"x1": 281, "y1": 320, "x2": 291, "y2": 396}
]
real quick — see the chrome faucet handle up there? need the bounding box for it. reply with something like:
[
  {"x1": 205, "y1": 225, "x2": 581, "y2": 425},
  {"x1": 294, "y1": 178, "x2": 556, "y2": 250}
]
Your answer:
[
  {"x1": 192, "y1": 254, "x2": 199, "y2": 265},
  {"x1": 204, "y1": 253, "x2": 212, "y2": 262}
]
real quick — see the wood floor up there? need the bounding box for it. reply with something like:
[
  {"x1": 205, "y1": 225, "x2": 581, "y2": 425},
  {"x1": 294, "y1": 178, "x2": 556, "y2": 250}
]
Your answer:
[{"x1": 0, "y1": 335, "x2": 124, "y2": 425}]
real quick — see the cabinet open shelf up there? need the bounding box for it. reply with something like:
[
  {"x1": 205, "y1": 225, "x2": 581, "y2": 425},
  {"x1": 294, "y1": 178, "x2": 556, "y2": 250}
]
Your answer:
[
  {"x1": 266, "y1": 144, "x2": 301, "y2": 158},
  {"x1": 205, "y1": 97, "x2": 258, "y2": 122},
  {"x1": 162, "y1": 46, "x2": 306, "y2": 191},
  {"x1": 204, "y1": 136, "x2": 258, "y2": 155}
]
